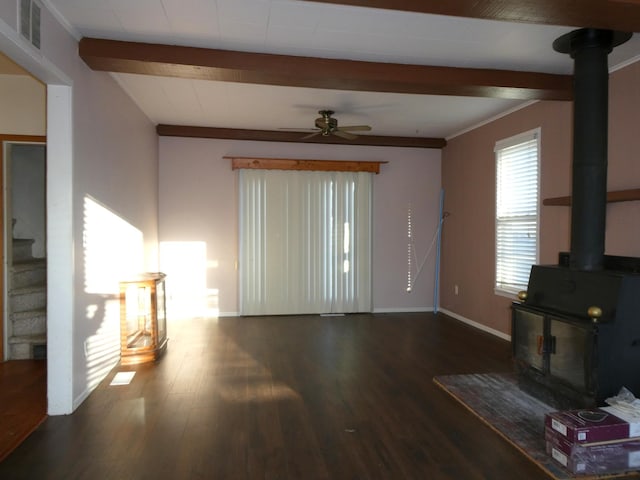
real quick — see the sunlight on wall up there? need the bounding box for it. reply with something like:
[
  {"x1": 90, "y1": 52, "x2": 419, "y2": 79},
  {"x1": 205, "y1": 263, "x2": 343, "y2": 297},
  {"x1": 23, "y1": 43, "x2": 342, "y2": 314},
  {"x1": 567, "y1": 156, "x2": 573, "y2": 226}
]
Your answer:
[
  {"x1": 160, "y1": 241, "x2": 216, "y2": 319},
  {"x1": 83, "y1": 195, "x2": 145, "y2": 391},
  {"x1": 83, "y1": 299, "x2": 120, "y2": 390},
  {"x1": 83, "y1": 196, "x2": 144, "y2": 294}
]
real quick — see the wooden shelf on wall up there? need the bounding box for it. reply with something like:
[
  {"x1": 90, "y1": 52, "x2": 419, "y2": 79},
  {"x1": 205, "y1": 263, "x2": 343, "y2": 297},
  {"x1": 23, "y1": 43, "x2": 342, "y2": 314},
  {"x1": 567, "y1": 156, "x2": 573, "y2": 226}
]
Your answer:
[{"x1": 543, "y1": 188, "x2": 640, "y2": 206}]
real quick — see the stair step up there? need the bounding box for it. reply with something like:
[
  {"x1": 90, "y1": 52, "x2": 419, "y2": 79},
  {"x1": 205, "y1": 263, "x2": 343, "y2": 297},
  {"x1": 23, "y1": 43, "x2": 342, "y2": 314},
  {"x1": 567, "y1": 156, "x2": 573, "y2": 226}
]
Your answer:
[
  {"x1": 11, "y1": 309, "x2": 46, "y2": 336},
  {"x1": 8, "y1": 334, "x2": 47, "y2": 360},
  {"x1": 13, "y1": 238, "x2": 35, "y2": 263},
  {"x1": 8, "y1": 333, "x2": 46, "y2": 344},
  {"x1": 8, "y1": 237, "x2": 47, "y2": 360},
  {"x1": 12, "y1": 258, "x2": 46, "y2": 269},
  {"x1": 11, "y1": 259, "x2": 46, "y2": 289},
  {"x1": 10, "y1": 286, "x2": 46, "y2": 313}
]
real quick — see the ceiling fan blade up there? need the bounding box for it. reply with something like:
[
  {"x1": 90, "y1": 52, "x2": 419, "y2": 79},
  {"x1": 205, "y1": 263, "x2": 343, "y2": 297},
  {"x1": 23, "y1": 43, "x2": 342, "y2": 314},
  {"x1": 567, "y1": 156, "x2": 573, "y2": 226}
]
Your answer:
[
  {"x1": 333, "y1": 130, "x2": 358, "y2": 140},
  {"x1": 302, "y1": 131, "x2": 322, "y2": 140},
  {"x1": 279, "y1": 127, "x2": 320, "y2": 132},
  {"x1": 338, "y1": 125, "x2": 372, "y2": 132}
]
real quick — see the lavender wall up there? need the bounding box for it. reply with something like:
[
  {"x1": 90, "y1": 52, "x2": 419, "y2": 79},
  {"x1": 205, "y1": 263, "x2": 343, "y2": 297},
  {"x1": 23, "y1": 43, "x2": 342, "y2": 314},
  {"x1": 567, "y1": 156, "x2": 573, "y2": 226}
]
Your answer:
[
  {"x1": 0, "y1": 5, "x2": 159, "y2": 411},
  {"x1": 440, "y1": 60, "x2": 640, "y2": 337},
  {"x1": 159, "y1": 137, "x2": 441, "y2": 316},
  {"x1": 72, "y1": 75, "x2": 158, "y2": 408}
]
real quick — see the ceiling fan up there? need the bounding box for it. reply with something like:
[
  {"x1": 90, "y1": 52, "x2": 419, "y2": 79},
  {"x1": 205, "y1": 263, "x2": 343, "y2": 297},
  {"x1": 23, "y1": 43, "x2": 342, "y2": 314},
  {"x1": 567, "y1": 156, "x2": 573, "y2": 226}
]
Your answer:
[{"x1": 288, "y1": 110, "x2": 372, "y2": 140}]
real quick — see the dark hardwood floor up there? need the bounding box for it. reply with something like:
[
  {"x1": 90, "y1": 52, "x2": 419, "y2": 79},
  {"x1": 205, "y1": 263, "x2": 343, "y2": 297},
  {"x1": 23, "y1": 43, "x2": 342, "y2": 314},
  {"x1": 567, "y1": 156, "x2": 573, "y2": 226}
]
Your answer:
[
  {"x1": 0, "y1": 359, "x2": 47, "y2": 462},
  {"x1": 0, "y1": 313, "x2": 554, "y2": 479}
]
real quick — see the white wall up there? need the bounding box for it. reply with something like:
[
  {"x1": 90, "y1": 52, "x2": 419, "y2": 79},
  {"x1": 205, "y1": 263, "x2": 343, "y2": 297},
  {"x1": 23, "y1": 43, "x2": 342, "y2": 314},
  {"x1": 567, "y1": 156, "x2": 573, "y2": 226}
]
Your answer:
[
  {"x1": 159, "y1": 137, "x2": 441, "y2": 316},
  {"x1": 0, "y1": 3, "x2": 159, "y2": 412},
  {"x1": 11, "y1": 144, "x2": 46, "y2": 257}
]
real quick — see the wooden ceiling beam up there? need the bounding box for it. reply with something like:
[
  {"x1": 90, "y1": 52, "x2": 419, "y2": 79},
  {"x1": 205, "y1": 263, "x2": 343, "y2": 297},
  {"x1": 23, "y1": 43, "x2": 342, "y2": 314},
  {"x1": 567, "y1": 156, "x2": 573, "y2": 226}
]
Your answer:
[
  {"x1": 156, "y1": 125, "x2": 447, "y2": 149},
  {"x1": 80, "y1": 38, "x2": 572, "y2": 101},
  {"x1": 299, "y1": 0, "x2": 640, "y2": 32}
]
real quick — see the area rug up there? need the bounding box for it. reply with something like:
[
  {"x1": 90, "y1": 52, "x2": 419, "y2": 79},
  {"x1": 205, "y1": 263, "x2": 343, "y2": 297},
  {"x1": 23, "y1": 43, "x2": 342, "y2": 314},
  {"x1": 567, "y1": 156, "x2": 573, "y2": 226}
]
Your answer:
[{"x1": 433, "y1": 373, "x2": 640, "y2": 480}]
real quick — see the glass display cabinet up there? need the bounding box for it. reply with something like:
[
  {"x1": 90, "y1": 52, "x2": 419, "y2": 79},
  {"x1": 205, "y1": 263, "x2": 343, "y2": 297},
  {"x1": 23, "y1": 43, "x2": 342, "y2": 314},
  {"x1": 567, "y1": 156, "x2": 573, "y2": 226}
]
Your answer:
[{"x1": 119, "y1": 272, "x2": 168, "y2": 365}]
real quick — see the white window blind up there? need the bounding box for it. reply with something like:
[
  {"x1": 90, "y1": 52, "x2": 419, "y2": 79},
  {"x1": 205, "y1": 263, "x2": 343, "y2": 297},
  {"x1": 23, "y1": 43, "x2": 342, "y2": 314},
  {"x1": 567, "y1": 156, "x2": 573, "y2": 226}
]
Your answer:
[
  {"x1": 495, "y1": 129, "x2": 540, "y2": 294},
  {"x1": 239, "y1": 169, "x2": 372, "y2": 315}
]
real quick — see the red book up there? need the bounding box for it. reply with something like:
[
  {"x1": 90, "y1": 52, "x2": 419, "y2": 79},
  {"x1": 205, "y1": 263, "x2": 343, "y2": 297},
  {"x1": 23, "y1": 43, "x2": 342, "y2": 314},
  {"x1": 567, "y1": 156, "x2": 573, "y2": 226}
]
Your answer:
[
  {"x1": 545, "y1": 427, "x2": 640, "y2": 475},
  {"x1": 545, "y1": 409, "x2": 630, "y2": 444}
]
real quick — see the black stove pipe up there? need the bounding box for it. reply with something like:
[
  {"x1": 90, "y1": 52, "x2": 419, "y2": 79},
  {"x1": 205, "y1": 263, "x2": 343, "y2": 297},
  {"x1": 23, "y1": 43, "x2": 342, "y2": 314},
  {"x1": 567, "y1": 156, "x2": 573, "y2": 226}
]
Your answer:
[{"x1": 553, "y1": 29, "x2": 631, "y2": 271}]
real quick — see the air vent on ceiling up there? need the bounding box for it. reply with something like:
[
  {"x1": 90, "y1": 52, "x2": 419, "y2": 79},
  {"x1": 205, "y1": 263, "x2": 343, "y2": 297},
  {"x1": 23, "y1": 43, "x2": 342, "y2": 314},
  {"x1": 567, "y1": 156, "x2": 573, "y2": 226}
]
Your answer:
[{"x1": 19, "y1": 0, "x2": 41, "y2": 50}]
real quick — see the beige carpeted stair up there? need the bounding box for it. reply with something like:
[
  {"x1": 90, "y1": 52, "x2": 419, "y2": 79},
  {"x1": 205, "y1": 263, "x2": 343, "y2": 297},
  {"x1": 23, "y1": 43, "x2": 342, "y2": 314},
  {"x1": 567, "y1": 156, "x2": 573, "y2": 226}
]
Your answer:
[{"x1": 8, "y1": 238, "x2": 46, "y2": 360}]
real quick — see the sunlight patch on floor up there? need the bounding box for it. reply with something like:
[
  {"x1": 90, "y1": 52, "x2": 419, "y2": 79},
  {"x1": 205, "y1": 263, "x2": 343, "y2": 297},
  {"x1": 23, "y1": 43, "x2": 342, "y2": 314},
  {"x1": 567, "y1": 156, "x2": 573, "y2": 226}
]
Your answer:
[{"x1": 110, "y1": 371, "x2": 136, "y2": 386}]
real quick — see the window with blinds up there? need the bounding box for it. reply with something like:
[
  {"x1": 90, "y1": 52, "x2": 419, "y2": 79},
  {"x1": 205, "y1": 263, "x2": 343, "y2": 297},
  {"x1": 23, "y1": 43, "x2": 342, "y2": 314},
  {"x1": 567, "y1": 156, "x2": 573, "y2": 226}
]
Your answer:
[{"x1": 495, "y1": 128, "x2": 540, "y2": 295}]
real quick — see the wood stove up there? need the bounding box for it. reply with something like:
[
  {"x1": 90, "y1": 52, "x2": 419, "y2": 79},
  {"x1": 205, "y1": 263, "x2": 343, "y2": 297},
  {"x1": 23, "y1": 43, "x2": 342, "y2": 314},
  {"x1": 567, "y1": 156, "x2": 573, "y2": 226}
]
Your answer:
[
  {"x1": 513, "y1": 256, "x2": 640, "y2": 408},
  {"x1": 512, "y1": 28, "x2": 640, "y2": 409}
]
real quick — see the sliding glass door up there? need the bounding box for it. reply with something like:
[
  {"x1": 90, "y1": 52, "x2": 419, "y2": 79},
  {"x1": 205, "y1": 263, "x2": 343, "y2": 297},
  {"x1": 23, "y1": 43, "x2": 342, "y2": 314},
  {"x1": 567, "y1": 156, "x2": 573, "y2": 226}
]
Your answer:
[{"x1": 239, "y1": 169, "x2": 372, "y2": 315}]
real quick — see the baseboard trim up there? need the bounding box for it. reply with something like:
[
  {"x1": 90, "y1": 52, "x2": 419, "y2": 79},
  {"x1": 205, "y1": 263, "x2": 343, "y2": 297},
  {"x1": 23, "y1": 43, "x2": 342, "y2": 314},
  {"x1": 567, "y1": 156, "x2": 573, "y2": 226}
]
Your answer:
[
  {"x1": 73, "y1": 388, "x2": 92, "y2": 412},
  {"x1": 438, "y1": 308, "x2": 511, "y2": 341},
  {"x1": 73, "y1": 358, "x2": 119, "y2": 411},
  {"x1": 373, "y1": 307, "x2": 434, "y2": 314},
  {"x1": 222, "y1": 309, "x2": 436, "y2": 316}
]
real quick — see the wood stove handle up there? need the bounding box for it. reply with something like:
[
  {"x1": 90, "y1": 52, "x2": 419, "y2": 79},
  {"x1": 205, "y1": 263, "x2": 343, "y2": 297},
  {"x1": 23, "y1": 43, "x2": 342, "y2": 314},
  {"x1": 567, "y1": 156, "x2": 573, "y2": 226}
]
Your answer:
[{"x1": 588, "y1": 306, "x2": 602, "y2": 324}]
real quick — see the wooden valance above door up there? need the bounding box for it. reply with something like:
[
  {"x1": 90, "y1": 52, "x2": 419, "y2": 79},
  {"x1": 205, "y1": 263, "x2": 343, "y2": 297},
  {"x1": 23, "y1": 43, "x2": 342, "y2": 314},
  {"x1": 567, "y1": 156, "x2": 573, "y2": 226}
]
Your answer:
[{"x1": 226, "y1": 156, "x2": 387, "y2": 174}]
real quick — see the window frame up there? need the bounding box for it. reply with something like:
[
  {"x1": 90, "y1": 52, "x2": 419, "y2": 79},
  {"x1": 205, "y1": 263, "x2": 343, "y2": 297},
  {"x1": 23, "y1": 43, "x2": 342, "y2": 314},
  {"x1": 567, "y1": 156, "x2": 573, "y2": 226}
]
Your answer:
[{"x1": 494, "y1": 127, "x2": 541, "y2": 298}]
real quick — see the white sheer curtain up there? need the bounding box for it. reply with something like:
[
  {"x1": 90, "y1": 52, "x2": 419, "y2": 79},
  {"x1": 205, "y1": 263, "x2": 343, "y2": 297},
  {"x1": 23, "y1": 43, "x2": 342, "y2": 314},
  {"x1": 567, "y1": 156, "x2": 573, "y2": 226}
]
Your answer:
[{"x1": 239, "y1": 169, "x2": 372, "y2": 315}]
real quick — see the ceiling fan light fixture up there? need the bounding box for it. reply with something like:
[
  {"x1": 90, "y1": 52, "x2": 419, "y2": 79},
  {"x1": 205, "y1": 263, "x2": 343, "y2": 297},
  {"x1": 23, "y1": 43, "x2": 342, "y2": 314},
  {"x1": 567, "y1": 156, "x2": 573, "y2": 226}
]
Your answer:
[
  {"x1": 314, "y1": 109, "x2": 370, "y2": 139},
  {"x1": 280, "y1": 109, "x2": 372, "y2": 141}
]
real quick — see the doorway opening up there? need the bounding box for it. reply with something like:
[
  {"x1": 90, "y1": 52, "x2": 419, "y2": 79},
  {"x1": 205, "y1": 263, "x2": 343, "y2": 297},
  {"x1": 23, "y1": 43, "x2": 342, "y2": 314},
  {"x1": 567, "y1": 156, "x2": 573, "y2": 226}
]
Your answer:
[{"x1": 2, "y1": 139, "x2": 46, "y2": 361}]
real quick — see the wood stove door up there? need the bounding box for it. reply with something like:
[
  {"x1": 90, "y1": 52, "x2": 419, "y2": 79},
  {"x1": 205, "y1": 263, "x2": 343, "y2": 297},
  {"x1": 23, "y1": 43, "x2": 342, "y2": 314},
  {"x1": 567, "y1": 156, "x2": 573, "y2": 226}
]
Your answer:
[
  {"x1": 512, "y1": 308, "x2": 545, "y2": 372},
  {"x1": 548, "y1": 318, "x2": 591, "y2": 393}
]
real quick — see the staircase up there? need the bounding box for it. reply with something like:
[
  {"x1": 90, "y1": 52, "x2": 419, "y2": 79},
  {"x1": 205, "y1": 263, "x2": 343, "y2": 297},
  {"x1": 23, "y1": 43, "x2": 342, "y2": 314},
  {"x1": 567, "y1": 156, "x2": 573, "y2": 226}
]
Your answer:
[{"x1": 8, "y1": 238, "x2": 47, "y2": 360}]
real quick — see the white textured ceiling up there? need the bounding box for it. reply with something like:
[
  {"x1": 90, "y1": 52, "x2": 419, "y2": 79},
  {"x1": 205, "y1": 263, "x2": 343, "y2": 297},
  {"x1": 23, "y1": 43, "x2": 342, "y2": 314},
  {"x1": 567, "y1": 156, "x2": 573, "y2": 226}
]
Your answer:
[{"x1": 45, "y1": 0, "x2": 640, "y2": 139}]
